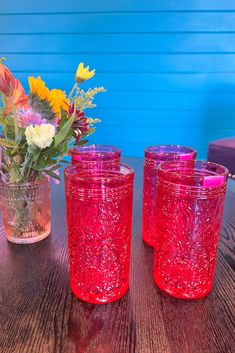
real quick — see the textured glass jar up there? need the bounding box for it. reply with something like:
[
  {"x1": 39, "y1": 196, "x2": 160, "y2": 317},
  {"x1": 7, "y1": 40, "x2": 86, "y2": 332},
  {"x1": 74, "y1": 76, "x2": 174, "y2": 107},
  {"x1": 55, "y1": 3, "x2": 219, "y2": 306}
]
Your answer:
[
  {"x1": 0, "y1": 178, "x2": 51, "y2": 244},
  {"x1": 64, "y1": 164, "x2": 134, "y2": 304},
  {"x1": 142, "y1": 145, "x2": 197, "y2": 247},
  {"x1": 70, "y1": 144, "x2": 121, "y2": 167},
  {"x1": 154, "y1": 160, "x2": 228, "y2": 299}
]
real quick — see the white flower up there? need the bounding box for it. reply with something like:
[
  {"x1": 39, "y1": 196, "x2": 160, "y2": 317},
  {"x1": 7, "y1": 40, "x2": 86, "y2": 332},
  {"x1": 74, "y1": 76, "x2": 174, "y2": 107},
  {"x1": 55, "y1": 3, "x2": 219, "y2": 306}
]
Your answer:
[{"x1": 25, "y1": 123, "x2": 56, "y2": 149}]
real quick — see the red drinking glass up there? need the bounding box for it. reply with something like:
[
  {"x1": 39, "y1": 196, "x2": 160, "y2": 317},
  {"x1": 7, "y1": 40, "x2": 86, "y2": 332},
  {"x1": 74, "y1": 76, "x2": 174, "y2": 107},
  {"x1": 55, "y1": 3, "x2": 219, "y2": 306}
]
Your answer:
[
  {"x1": 64, "y1": 164, "x2": 134, "y2": 304},
  {"x1": 154, "y1": 160, "x2": 228, "y2": 299},
  {"x1": 142, "y1": 145, "x2": 197, "y2": 247},
  {"x1": 70, "y1": 144, "x2": 121, "y2": 167}
]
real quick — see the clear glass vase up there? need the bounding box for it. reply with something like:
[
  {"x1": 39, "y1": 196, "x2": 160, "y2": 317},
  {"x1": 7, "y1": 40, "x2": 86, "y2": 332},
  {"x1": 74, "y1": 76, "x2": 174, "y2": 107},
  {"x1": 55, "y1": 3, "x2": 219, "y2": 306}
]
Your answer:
[{"x1": 0, "y1": 178, "x2": 51, "y2": 244}]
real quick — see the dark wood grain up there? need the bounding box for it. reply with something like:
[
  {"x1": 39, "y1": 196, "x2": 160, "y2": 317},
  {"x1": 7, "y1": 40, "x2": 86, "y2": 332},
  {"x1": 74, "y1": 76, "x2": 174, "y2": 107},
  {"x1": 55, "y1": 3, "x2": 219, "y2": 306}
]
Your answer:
[{"x1": 0, "y1": 157, "x2": 234, "y2": 353}]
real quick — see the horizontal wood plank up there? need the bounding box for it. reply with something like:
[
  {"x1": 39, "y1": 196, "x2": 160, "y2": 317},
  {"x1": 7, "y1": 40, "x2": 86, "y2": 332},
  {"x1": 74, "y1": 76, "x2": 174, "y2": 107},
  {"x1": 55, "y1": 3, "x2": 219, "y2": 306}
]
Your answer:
[
  {"x1": 92, "y1": 126, "x2": 232, "y2": 144},
  {"x1": 93, "y1": 109, "x2": 235, "y2": 129},
  {"x1": 89, "y1": 125, "x2": 230, "y2": 158},
  {"x1": 2, "y1": 12, "x2": 235, "y2": 33},
  {"x1": 4, "y1": 53, "x2": 235, "y2": 74},
  {"x1": 1, "y1": 0, "x2": 235, "y2": 14},
  {"x1": 14, "y1": 72, "x2": 235, "y2": 93},
  {"x1": 1, "y1": 33, "x2": 235, "y2": 53},
  {"x1": 17, "y1": 90, "x2": 234, "y2": 111}
]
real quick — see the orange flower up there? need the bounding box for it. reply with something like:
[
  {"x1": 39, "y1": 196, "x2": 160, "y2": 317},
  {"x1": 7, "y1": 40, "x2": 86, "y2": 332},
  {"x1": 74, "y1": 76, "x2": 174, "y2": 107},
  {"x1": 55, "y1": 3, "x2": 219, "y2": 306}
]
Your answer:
[
  {"x1": 0, "y1": 63, "x2": 28, "y2": 114},
  {"x1": 0, "y1": 63, "x2": 16, "y2": 97},
  {"x1": 4, "y1": 80, "x2": 28, "y2": 115}
]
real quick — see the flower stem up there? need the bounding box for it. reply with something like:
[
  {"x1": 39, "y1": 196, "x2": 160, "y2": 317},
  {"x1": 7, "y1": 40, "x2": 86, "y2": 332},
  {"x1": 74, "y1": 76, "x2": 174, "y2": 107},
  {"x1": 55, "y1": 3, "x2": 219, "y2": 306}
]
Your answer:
[
  {"x1": 9, "y1": 97, "x2": 19, "y2": 143},
  {"x1": 68, "y1": 83, "x2": 78, "y2": 101}
]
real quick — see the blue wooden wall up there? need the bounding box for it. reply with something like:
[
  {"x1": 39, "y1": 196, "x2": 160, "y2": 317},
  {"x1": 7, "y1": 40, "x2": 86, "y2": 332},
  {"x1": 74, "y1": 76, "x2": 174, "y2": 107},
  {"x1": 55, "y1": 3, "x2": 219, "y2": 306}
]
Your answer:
[{"x1": 1, "y1": 0, "x2": 235, "y2": 158}]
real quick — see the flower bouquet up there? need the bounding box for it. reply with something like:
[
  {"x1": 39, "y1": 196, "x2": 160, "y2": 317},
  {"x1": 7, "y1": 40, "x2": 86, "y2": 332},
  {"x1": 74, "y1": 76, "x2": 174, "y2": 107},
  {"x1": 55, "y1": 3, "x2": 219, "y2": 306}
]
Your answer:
[{"x1": 0, "y1": 58, "x2": 105, "y2": 243}]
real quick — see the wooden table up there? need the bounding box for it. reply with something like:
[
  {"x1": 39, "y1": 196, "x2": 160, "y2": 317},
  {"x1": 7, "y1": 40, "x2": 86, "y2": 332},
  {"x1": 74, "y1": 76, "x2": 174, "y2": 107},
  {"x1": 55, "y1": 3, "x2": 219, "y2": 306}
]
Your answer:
[{"x1": 0, "y1": 157, "x2": 234, "y2": 353}]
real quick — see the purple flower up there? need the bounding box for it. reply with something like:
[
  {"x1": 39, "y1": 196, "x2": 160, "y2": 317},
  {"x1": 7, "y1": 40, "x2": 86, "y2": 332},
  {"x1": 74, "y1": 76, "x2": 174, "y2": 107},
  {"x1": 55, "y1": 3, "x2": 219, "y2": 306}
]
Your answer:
[
  {"x1": 69, "y1": 103, "x2": 75, "y2": 115},
  {"x1": 17, "y1": 109, "x2": 47, "y2": 128},
  {"x1": 72, "y1": 109, "x2": 89, "y2": 138},
  {"x1": 0, "y1": 171, "x2": 6, "y2": 183}
]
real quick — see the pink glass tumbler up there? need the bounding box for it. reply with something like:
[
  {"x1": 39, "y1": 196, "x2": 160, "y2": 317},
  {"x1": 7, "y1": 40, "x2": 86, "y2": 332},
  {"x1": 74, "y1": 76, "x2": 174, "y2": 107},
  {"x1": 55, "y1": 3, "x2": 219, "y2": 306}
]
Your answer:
[
  {"x1": 154, "y1": 160, "x2": 228, "y2": 299},
  {"x1": 142, "y1": 145, "x2": 197, "y2": 247},
  {"x1": 70, "y1": 144, "x2": 121, "y2": 167},
  {"x1": 64, "y1": 164, "x2": 134, "y2": 304}
]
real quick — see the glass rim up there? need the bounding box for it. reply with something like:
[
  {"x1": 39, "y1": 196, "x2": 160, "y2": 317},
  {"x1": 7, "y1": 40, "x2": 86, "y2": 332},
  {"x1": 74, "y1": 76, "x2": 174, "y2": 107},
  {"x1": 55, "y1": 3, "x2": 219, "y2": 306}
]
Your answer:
[
  {"x1": 64, "y1": 163, "x2": 134, "y2": 183},
  {"x1": 70, "y1": 144, "x2": 121, "y2": 156},
  {"x1": 145, "y1": 144, "x2": 196, "y2": 157},
  {"x1": 0, "y1": 176, "x2": 49, "y2": 188},
  {"x1": 158, "y1": 160, "x2": 229, "y2": 187}
]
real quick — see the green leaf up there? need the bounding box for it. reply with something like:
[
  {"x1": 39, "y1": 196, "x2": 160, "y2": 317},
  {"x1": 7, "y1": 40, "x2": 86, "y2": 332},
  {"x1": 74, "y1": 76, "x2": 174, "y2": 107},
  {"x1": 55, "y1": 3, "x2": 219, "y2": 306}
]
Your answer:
[
  {"x1": 27, "y1": 144, "x2": 39, "y2": 154},
  {"x1": 60, "y1": 107, "x2": 68, "y2": 122},
  {"x1": 54, "y1": 115, "x2": 75, "y2": 147},
  {"x1": 44, "y1": 169, "x2": 61, "y2": 181},
  {"x1": 45, "y1": 159, "x2": 57, "y2": 166},
  {"x1": 20, "y1": 153, "x2": 33, "y2": 176},
  {"x1": 41, "y1": 147, "x2": 61, "y2": 159},
  {"x1": 49, "y1": 164, "x2": 60, "y2": 171},
  {"x1": 33, "y1": 157, "x2": 47, "y2": 170},
  {"x1": 76, "y1": 139, "x2": 88, "y2": 146},
  {"x1": 57, "y1": 141, "x2": 68, "y2": 153},
  {"x1": 32, "y1": 151, "x2": 41, "y2": 162},
  {"x1": 0, "y1": 94, "x2": 7, "y2": 112},
  {"x1": 32, "y1": 165, "x2": 44, "y2": 172},
  {"x1": 0, "y1": 138, "x2": 17, "y2": 149}
]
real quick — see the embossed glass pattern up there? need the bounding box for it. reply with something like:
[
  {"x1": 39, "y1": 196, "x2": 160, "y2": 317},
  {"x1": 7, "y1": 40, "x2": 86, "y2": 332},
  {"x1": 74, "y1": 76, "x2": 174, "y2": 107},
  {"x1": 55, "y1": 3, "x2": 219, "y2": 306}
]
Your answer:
[
  {"x1": 142, "y1": 145, "x2": 196, "y2": 247},
  {"x1": 64, "y1": 164, "x2": 134, "y2": 304},
  {"x1": 70, "y1": 144, "x2": 121, "y2": 167},
  {"x1": 0, "y1": 178, "x2": 51, "y2": 244},
  {"x1": 154, "y1": 160, "x2": 228, "y2": 299}
]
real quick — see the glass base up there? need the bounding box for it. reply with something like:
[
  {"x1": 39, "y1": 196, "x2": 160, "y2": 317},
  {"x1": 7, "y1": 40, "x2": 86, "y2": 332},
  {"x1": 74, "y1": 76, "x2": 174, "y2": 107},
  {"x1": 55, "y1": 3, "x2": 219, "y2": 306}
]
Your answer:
[
  {"x1": 154, "y1": 275, "x2": 212, "y2": 300},
  {"x1": 6, "y1": 226, "x2": 51, "y2": 244},
  {"x1": 71, "y1": 284, "x2": 129, "y2": 304}
]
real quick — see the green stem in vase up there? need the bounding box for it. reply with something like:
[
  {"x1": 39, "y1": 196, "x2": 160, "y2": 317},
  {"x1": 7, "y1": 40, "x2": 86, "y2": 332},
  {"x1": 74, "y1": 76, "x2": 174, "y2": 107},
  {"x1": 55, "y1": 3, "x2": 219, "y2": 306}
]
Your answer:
[
  {"x1": 68, "y1": 83, "x2": 78, "y2": 101},
  {"x1": 9, "y1": 97, "x2": 19, "y2": 144}
]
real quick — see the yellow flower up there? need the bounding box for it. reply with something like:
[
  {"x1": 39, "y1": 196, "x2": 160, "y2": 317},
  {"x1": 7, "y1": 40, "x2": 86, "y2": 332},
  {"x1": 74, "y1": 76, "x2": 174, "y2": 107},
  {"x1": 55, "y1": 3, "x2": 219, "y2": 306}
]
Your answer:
[
  {"x1": 48, "y1": 89, "x2": 68, "y2": 118},
  {"x1": 28, "y1": 76, "x2": 68, "y2": 118},
  {"x1": 28, "y1": 76, "x2": 49, "y2": 100},
  {"x1": 75, "y1": 63, "x2": 95, "y2": 83}
]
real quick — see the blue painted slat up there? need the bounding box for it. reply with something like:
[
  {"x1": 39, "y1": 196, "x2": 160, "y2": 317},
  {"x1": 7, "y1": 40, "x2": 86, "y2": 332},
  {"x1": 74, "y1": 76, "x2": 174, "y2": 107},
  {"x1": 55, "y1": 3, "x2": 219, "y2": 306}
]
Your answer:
[
  {"x1": 2, "y1": 12, "x2": 235, "y2": 33},
  {"x1": 0, "y1": 33, "x2": 235, "y2": 53},
  {"x1": 93, "y1": 109, "x2": 235, "y2": 129},
  {"x1": 1, "y1": 0, "x2": 235, "y2": 13},
  {"x1": 87, "y1": 135, "x2": 210, "y2": 160},
  {"x1": 93, "y1": 126, "x2": 233, "y2": 144},
  {"x1": 90, "y1": 126, "x2": 233, "y2": 155},
  {"x1": 87, "y1": 92, "x2": 235, "y2": 111},
  {"x1": 5, "y1": 54, "x2": 235, "y2": 74},
  {"x1": 15, "y1": 73, "x2": 235, "y2": 94}
]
